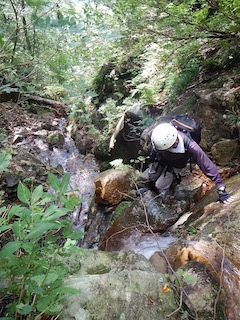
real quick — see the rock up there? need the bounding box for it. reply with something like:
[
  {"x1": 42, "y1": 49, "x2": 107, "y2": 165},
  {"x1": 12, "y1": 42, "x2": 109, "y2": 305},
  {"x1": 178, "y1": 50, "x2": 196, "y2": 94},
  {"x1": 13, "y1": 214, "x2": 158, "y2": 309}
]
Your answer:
[
  {"x1": 94, "y1": 168, "x2": 134, "y2": 205},
  {"x1": 47, "y1": 131, "x2": 65, "y2": 148},
  {"x1": 211, "y1": 139, "x2": 240, "y2": 165},
  {"x1": 97, "y1": 169, "x2": 210, "y2": 251},
  {"x1": 181, "y1": 261, "x2": 223, "y2": 320},
  {"x1": 61, "y1": 250, "x2": 179, "y2": 320},
  {"x1": 165, "y1": 174, "x2": 240, "y2": 320}
]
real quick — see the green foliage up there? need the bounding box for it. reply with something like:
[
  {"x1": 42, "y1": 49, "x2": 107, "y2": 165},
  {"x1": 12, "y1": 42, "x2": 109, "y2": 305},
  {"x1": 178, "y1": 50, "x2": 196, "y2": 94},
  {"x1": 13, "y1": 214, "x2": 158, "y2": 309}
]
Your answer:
[
  {"x1": 0, "y1": 149, "x2": 12, "y2": 172},
  {"x1": 109, "y1": 158, "x2": 132, "y2": 170},
  {"x1": 0, "y1": 0, "x2": 240, "y2": 149},
  {"x1": 130, "y1": 155, "x2": 148, "y2": 172},
  {"x1": 223, "y1": 105, "x2": 240, "y2": 126},
  {"x1": 110, "y1": 201, "x2": 132, "y2": 225},
  {"x1": 0, "y1": 169, "x2": 83, "y2": 319}
]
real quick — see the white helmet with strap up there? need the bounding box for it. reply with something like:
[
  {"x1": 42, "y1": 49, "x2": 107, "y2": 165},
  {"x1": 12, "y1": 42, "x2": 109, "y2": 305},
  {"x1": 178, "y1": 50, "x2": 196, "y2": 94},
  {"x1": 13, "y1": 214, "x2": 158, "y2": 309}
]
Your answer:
[{"x1": 151, "y1": 123, "x2": 178, "y2": 151}]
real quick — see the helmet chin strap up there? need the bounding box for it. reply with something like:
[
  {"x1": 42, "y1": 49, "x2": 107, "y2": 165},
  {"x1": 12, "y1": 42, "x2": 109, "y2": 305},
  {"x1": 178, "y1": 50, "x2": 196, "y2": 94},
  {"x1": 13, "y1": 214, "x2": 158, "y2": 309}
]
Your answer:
[{"x1": 170, "y1": 137, "x2": 179, "y2": 149}]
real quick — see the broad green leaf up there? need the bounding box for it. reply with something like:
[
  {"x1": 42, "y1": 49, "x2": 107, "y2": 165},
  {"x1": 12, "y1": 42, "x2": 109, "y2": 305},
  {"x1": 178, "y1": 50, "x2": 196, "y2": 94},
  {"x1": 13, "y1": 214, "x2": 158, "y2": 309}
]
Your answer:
[
  {"x1": 63, "y1": 238, "x2": 76, "y2": 249},
  {"x1": 16, "y1": 303, "x2": 33, "y2": 315},
  {"x1": 65, "y1": 230, "x2": 84, "y2": 240},
  {"x1": 31, "y1": 274, "x2": 45, "y2": 286},
  {"x1": 183, "y1": 274, "x2": 197, "y2": 286},
  {"x1": 12, "y1": 221, "x2": 24, "y2": 238},
  {"x1": 0, "y1": 241, "x2": 20, "y2": 259},
  {"x1": 60, "y1": 173, "x2": 70, "y2": 193},
  {"x1": 65, "y1": 196, "x2": 82, "y2": 210},
  {"x1": 36, "y1": 300, "x2": 63, "y2": 314},
  {"x1": 22, "y1": 242, "x2": 38, "y2": 254},
  {"x1": 48, "y1": 173, "x2": 61, "y2": 190},
  {"x1": 177, "y1": 268, "x2": 184, "y2": 277},
  {"x1": 26, "y1": 222, "x2": 60, "y2": 239},
  {"x1": 8, "y1": 205, "x2": 25, "y2": 219},
  {"x1": 45, "y1": 272, "x2": 58, "y2": 285},
  {"x1": 0, "y1": 151, "x2": 11, "y2": 172},
  {"x1": 53, "y1": 286, "x2": 80, "y2": 295},
  {"x1": 45, "y1": 208, "x2": 69, "y2": 221},
  {"x1": 0, "y1": 206, "x2": 7, "y2": 214},
  {"x1": 31, "y1": 185, "x2": 43, "y2": 205},
  {"x1": 43, "y1": 204, "x2": 59, "y2": 218},
  {"x1": 17, "y1": 182, "x2": 31, "y2": 204},
  {"x1": 39, "y1": 192, "x2": 56, "y2": 205},
  {"x1": 0, "y1": 224, "x2": 12, "y2": 233}
]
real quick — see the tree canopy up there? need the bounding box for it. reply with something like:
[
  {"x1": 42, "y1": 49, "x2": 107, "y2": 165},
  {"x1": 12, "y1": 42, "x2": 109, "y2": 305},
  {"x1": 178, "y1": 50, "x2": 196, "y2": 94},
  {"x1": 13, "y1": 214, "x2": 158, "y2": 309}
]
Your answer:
[{"x1": 0, "y1": 0, "x2": 239, "y2": 119}]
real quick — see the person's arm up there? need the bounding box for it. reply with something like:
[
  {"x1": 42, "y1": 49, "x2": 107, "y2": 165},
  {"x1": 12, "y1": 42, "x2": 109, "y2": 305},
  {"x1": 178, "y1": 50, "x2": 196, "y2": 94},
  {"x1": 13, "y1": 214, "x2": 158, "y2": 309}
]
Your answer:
[{"x1": 188, "y1": 141, "x2": 234, "y2": 204}]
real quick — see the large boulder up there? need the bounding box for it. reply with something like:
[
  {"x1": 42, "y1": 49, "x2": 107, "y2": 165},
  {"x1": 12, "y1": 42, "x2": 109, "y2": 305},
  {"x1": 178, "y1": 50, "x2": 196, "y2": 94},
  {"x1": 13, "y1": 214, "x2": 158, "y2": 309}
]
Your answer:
[
  {"x1": 94, "y1": 168, "x2": 134, "y2": 205},
  {"x1": 61, "y1": 250, "x2": 179, "y2": 320}
]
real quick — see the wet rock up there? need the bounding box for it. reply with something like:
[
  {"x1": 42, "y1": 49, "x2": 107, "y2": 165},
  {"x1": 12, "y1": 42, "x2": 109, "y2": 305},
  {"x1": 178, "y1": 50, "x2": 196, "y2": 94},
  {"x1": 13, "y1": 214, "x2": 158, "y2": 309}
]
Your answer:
[{"x1": 97, "y1": 169, "x2": 210, "y2": 251}]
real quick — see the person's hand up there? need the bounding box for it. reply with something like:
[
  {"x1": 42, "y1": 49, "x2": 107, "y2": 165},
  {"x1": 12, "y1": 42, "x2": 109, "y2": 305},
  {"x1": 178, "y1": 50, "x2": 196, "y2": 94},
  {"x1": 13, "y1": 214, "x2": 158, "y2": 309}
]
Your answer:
[{"x1": 218, "y1": 187, "x2": 234, "y2": 204}]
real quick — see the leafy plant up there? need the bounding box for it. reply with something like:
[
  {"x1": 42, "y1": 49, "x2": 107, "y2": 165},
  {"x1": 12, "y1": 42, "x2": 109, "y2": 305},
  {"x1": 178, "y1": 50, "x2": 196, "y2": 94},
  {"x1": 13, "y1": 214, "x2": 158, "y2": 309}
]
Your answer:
[
  {"x1": 0, "y1": 149, "x2": 12, "y2": 173},
  {"x1": 0, "y1": 171, "x2": 83, "y2": 319},
  {"x1": 223, "y1": 105, "x2": 240, "y2": 126}
]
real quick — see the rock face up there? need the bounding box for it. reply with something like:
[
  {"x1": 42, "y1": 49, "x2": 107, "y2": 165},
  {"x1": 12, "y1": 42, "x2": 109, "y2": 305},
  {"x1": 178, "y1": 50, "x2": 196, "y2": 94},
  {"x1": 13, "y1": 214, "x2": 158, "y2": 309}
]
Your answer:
[
  {"x1": 61, "y1": 250, "x2": 179, "y2": 320},
  {"x1": 211, "y1": 139, "x2": 240, "y2": 165},
  {"x1": 164, "y1": 174, "x2": 240, "y2": 320}
]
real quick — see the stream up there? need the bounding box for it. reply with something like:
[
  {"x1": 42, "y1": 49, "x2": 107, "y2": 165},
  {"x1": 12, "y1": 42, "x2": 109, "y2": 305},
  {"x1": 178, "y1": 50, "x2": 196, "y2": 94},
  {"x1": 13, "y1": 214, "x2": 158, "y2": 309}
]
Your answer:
[{"x1": 9, "y1": 109, "x2": 240, "y2": 320}]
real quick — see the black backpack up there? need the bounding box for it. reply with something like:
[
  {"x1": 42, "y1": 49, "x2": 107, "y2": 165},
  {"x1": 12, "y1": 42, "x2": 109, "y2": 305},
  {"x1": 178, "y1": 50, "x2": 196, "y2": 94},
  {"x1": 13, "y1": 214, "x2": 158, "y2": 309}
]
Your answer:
[
  {"x1": 170, "y1": 114, "x2": 202, "y2": 173},
  {"x1": 170, "y1": 114, "x2": 202, "y2": 145}
]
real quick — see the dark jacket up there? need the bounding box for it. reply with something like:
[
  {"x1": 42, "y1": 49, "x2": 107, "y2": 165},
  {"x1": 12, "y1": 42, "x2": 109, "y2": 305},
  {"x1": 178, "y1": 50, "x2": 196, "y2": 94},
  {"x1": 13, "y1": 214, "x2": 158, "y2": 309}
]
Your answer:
[{"x1": 150, "y1": 131, "x2": 224, "y2": 189}]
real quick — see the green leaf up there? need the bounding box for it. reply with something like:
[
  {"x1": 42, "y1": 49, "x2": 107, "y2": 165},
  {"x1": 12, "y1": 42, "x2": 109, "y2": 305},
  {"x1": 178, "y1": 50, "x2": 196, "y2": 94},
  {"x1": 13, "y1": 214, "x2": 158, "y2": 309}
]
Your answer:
[
  {"x1": 65, "y1": 230, "x2": 84, "y2": 240},
  {"x1": 12, "y1": 221, "x2": 24, "y2": 238},
  {"x1": 60, "y1": 173, "x2": 70, "y2": 193},
  {"x1": 45, "y1": 272, "x2": 58, "y2": 285},
  {"x1": 16, "y1": 303, "x2": 33, "y2": 315},
  {"x1": 0, "y1": 151, "x2": 12, "y2": 172},
  {"x1": 183, "y1": 274, "x2": 197, "y2": 286},
  {"x1": 31, "y1": 274, "x2": 45, "y2": 286},
  {"x1": 8, "y1": 205, "x2": 25, "y2": 219},
  {"x1": 44, "y1": 208, "x2": 70, "y2": 221},
  {"x1": 0, "y1": 241, "x2": 20, "y2": 259},
  {"x1": 0, "y1": 206, "x2": 7, "y2": 214},
  {"x1": 22, "y1": 242, "x2": 38, "y2": 254},
  {"x1": 26, "y1": 222, "x2": 60, "y2": 239},
  {"x1": 0, "y1": 224, "x2": 12, "y2": 233},
  {"x1": 31, "y1": 185, "x2": 43, "y2": 205},
  {"x1": 65, "y1": 196, "x2": 82, "y2": 210},
  {"x1": 43, "y1": 204, "x2": 58, "y2": 218},
  {"x1": 53, "y1": 286, "x2": 80, "y2": 295},
  {"x1": 17, "y1": 182, "x2": 31, "y2": 204},
  {"x1": 48, "y1": 173, "x2": 61, "y2": 190},
  {"x1": 177, "y1": 268, "x2": 184, "y2": 277}
]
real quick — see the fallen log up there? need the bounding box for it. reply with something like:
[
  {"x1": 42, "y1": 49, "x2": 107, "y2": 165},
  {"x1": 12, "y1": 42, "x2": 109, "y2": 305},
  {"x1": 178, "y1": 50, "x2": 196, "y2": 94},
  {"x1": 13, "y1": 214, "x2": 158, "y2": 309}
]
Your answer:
[{"x1": 0, "y1": 92, "x2": 67, "y2": 116}]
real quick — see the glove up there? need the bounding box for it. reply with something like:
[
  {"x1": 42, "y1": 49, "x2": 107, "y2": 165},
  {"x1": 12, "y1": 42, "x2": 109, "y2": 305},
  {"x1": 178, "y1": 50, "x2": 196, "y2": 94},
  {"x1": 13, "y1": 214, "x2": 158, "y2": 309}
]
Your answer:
[{"x1": 218, "y1": 187, "x2": 234, "y2": 204}]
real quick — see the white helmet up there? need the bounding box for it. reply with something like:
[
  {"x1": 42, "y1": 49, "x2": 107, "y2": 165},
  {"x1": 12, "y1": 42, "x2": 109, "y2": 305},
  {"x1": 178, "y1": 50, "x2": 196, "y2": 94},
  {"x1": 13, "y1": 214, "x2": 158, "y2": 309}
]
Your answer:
[{"x1": 151, "y1": 123, "x2": 178, "y2": 150}]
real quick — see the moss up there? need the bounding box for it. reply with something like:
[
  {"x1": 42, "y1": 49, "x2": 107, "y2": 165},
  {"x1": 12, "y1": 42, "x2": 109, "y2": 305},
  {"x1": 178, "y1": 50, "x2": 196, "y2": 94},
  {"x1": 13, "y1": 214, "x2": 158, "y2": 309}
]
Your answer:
[{"x1": 87, "y1": 264, "x2": 111, "y2": 275}]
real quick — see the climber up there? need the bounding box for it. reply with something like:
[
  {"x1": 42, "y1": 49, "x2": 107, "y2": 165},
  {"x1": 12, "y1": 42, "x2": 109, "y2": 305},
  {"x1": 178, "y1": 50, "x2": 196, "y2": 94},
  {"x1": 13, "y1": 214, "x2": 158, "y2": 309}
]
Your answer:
[{"x1": 140, "y1": 123, "x2": 234, "y2": 204}]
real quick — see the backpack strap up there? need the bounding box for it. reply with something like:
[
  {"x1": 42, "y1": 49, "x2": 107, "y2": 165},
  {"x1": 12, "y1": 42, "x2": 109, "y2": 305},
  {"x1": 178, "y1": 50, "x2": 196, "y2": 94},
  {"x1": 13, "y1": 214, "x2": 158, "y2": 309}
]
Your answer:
[{"x1": 182, "y1": 133, "x2": 193, "y2": 172}]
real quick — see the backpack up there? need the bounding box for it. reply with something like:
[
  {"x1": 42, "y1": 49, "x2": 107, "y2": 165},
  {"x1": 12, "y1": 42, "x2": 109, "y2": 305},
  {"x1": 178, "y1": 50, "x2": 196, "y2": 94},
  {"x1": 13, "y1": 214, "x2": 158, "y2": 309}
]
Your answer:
[
  {"x1": 170, "y1": 114, "x2": 202, "y2": 145},
  {"x1": 170, "y1": 114, "x2": 202, "y2": 173}
]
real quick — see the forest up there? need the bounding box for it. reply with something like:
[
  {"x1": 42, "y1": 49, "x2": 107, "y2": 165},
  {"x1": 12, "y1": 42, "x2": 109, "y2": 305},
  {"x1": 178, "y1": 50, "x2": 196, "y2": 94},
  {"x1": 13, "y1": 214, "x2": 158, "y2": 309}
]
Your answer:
[{"x1": 0, "y1": 0, "x2": 240, "y2": 319}]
